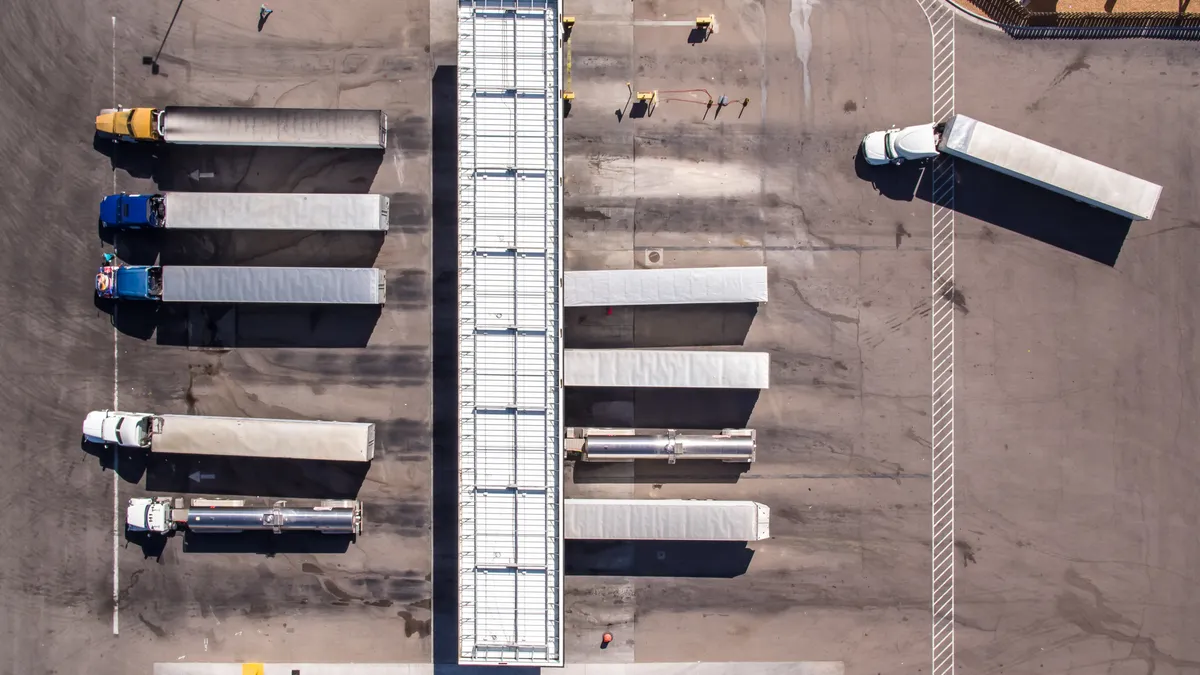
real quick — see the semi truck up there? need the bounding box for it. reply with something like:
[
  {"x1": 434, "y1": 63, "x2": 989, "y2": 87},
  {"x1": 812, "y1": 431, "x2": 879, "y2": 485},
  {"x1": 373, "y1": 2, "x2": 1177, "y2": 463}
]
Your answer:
[
  {"x1": 95, "y1": 106, "x2": 388, "y2": 149},
  {"x1": 99, "y1": 192, "x2": 391, "y2": 232},
  {"x1": 860, "y1": 113, "x2": 1162, "y2": 221},
  {"x1": 83, "y1": 410, "x2": 375, "y2": 462},
  {"x1": 564, "y1": 499, "x2": 771, "y2": 541},
  {"x1": 95, "y1": 265, "x2": 387, "y2": 305},
  {"x1": 127, "y1": 496, "x2": 363, "y2": 535},
  {"x1": 565, "y1": 427, "x2": 756, "y2": 463}
]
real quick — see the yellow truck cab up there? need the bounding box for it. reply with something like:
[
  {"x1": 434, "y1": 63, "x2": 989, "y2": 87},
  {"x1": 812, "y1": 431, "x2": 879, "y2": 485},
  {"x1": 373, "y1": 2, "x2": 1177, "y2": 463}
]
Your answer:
[{"x1": 96, "y1": 106, "x2": 162, "y2": 142}]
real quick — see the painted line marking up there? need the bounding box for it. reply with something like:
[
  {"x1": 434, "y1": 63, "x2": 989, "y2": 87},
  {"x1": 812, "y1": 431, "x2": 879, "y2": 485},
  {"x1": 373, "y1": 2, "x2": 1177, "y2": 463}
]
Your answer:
[{"x1": 111, "y1": 14, "x2": 120, "y2": 638}]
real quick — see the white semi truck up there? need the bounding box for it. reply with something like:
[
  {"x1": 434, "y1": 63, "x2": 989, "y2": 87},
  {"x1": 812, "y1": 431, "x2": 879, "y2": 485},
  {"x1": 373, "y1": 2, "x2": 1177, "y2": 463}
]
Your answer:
[
  {"x1": 83, "y1": 410, "x2": 375, "y2": 462},
  {"x1": 99, "y1": 192, "x2": 391, "y2": 232},
  {"x1": 127, "y1": 497, "x2": 363, "y2": 535},
  {"x1": 861, "y1": 113, "x2": 1162, "y2": 221}
]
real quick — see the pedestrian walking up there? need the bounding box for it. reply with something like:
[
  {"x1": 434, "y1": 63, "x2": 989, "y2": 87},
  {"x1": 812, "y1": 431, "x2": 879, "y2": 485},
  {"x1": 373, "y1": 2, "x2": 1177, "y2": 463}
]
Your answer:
[
  {"x1": 258, "y1": 4, "x2": 273, "y2": 31},
  {"x1": 103, "y1": 252, "x2": 116, "y2": 266}
]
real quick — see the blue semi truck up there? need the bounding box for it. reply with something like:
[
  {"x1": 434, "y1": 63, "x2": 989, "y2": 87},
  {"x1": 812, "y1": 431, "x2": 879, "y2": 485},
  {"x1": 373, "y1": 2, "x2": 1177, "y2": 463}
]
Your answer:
[
  {"x1": 98, "y1": 192, "x2": 390, "y2": 231},
  {"x1": 95, "y1": 265, "x2": 387, "y2": 304}
]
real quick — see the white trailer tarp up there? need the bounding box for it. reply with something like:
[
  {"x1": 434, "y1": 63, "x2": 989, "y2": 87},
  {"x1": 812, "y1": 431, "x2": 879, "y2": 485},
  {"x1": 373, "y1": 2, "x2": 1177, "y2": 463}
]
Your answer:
[
  {"x1": 163, "y1": 193, "x2": 390, "y2": 231},
  {"x1": 564, "y1": 349, "x2": 770, "y2": 389},
  {"x1": 939, "y1": 115, "x2": 1162, "y2": 221},
  {"x1": 155, "y1": 415, "x2": 375, "y2": 462},
  {"x1": 564, "y1": 266, "x2": 768, "y2": 307},
  {"x1": 163, "y1": 266, "x2": 386, "y2": 304},
  {"x1": 162, "y1": 107, "x2": 388, "y2": 149},
  {"x1": 565, "y1": 499, "x2": 770, "y2": 541}
]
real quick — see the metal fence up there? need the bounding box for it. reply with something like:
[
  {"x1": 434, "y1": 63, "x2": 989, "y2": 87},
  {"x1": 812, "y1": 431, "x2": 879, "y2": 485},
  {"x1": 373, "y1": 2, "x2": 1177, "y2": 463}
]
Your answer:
[{"x1": 966, "y1": 0, "x2": 1200, "y2": 38}]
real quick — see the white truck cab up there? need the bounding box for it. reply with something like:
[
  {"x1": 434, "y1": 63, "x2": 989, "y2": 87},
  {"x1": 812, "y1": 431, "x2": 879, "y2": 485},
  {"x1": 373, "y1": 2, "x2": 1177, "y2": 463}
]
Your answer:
[
  {"x1": 83, "y1": 410, "x2": 153, "y2": 448},
  {"x1": 861, "y1": 123, "x2": 941, "y2": 165},
  {"x1": 126, "y1": 497, "x2": 173, "y2": 534}
]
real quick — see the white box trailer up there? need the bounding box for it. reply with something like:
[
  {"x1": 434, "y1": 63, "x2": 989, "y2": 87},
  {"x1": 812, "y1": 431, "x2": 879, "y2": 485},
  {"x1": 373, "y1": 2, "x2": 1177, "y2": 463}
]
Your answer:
[
  {"x1": 162, "y1": 107, "x2": 388, "y2": 148},
  {"x1": 84, "y1": 410, "x2": 375, "y2": 462},
  {"x1": 938, "y1": 114, "x2": 1162, "y2": 221},
  {"x1": 564, "y1": 266, "x2": 769, "y2": 307},
  {"x1": 563, "y1": 349, "x2": 770, "y2": 389},
  {"x1": 98, "y1": 265, "x2": 387, "y2": 304},
  {"x1": 100, "y1": 192, "x2": 390, "y2": 231},
  {"x1": 564, "y1": 499, "x2": 771, "y2": 541}
]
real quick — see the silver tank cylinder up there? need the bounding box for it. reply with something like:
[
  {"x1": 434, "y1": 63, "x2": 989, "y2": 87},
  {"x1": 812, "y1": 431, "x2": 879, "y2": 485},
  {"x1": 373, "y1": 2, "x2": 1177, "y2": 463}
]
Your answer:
[
  {"x1": 581, "y1": 430, "x2": 755, "y2": 462},
  {"x1": 185, "y1": 504, "x2": 362, "y2": 534}
]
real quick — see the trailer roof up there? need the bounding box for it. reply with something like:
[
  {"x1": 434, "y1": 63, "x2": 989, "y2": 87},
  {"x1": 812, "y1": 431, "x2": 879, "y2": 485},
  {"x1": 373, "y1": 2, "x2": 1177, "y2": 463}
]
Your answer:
[
  {"x1": 162, "y1": 107, "x2": 387, "y2": 148},
  {"x1": 162, "y1": 266, "x2": 385, "y2": 304},
  {"x1": 564, "y1": 499, "x2": 771, "y2": 541},
  {"x1": 564, "y1": 266, "x2": 769, "y2": 307},
  {"x1": 564, "y1": 349, "x2": 771, "y2": 389},
  {"x1": 940, "y1": 115, "x2": 1162, "y2": 221},
  {"x1": 154, "y1": 415, "x2": 375, "y2": 462},
  {"x1": 161, "y1": 193, "x2": 389, "y2": 231}
]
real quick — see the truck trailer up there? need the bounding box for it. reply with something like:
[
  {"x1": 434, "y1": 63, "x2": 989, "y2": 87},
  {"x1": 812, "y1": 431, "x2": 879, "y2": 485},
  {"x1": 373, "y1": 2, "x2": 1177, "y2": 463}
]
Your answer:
[
  {"x1": 99, "y1": 192, "x2": 391, "y2": 232},
  {"x1": 564, "y1": 266, "x2": 769, "y2": 307},
  {"x1": 83, "y1": 410, "x2": 375, "y2": 462},
  {"x1": 860, "y1": 113, "x2": 1162, "y2": 221},
  {"x1": 565, "y1": 427, "x2": 756, "y2": 462},
  {"x1": 564, "y1": 499, "x2": 771, "y2": 541},
  {"x1": 127, "y1": 497, "x2": 363, "y2": 535},
  {"x1": 95, "y1": 106, "x2": 388, "y2": 149},
  {"x1": 95, "y1": 265, "x2": 387, "y2": 304}
]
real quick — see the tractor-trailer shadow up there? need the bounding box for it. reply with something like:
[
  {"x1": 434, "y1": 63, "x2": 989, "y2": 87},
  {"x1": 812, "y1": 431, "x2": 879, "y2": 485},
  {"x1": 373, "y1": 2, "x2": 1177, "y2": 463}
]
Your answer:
[
  {"x1": 855, "y1": 150, "x2": 1133, "y2": 266},
  {"x1": 111, "y1": 230, "x2": 386, "y2": 268},
  {"x1": 564, "y1": 303, "x2": 759, "y2": 348},
  {"x1": 127, "y1": 530, "x2": 354, "y2": 558},
  {"x1": 107, "y1": 303, "x2": 382, "y2": 348},
  {"x1": 95, "y1": 139, "x2": 384, "y2": 194},
  {"x1": 565, "y1": 540, "x2": 755, "y2": 578},
  {"x1": 142, "y1": 454, "x2": 369, "y2": 499},
  {"x1": 571, "y1": 459, "x2": 749, "y2": 485},
  {"x1": 566, "y1": 387, "x2": 760, "y2": 429}
]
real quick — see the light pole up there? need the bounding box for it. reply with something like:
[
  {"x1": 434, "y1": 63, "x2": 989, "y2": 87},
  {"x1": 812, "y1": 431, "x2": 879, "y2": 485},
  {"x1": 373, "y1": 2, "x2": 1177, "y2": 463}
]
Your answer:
[{"x1": 142, "y1": 0, "x2": 185, "y2": 75}]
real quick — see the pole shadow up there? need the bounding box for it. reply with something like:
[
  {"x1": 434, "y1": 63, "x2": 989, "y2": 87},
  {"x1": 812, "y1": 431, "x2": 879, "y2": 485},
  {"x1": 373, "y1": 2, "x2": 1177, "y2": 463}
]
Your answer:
[{"x1": 565, "y1": 540, "x2": 754, "y2": 577}]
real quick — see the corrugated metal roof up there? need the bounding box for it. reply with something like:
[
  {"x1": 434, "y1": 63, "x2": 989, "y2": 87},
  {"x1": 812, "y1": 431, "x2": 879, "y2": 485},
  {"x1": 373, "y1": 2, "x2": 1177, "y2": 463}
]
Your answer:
[
  {"x1": 457, "y1": 0, "x2": 563, "y2": 666},
  {"x1": 563, "y1": 350, "x2": 772, "y2": 389},
  {"x1": 564, "y1": 266, "x2": 770, "y2": 306}
]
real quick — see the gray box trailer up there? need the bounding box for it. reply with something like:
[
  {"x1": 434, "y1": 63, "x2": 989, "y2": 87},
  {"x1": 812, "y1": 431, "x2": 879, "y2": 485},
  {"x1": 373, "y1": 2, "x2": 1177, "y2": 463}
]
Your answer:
[
  {"x1": 938, "y1": 114, "x2": 1162, "y2": 221},
  {"x1": 161, "y1": 107, "x2": 388, "y2": 148},
  {"x1": 564, "y1": 499, "x2": 771, "y2": 541},
  {"x1": 165, "y1": 266, "x2": 385, "y2": 304}
]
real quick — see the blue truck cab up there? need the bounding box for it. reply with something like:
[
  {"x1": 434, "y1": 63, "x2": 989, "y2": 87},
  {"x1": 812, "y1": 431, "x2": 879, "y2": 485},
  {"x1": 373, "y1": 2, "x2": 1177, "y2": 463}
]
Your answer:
[
  {"x1": 95, "y1": 265, "x2": 163, "y2": 300},
  {"x1": 99, "y1": 193, "x2": 164, "y2": 228}
]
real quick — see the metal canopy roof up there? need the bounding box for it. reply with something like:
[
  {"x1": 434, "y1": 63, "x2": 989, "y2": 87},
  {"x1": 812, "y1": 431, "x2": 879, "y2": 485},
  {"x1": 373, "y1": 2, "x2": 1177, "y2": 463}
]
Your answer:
[{"x1": 457, "y1": 0, "x2": 563, "y2": 666}]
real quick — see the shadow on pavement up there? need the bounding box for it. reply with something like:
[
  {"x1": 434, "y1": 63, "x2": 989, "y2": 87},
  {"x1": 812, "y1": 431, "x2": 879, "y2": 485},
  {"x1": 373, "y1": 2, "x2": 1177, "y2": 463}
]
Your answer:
[
  {"x1": 143, "y1": 454, "x2": 369, "y2": 499},
  {"x1": 82, "y1": 438, "x2": 149, "y2": 484},
  {"x1": 181, "y1": 531, "x2": 354, "y2": 555},
  {"x1": 566, "y1": 540, "x2": 754, "y2": 577},
  {"x1": 572, "y1": 459, "x2": 749, "y2": 485},
  {"x1": 566, "y1": 387, "x2": 760, "y2": 429},
  {"x1": 856, "y1": 148, "x2": 1133, "y2": 266},
  {"x1": 107, "y1": 304, "x2": 382, "y2": 348},
  {"x1": 95, "y1": 139, "x2": 384, "y2": 194},
  {"x1": 113, "y1": 230, "x2": 386, "y2": 268},
  {"x1": 430, "y1": 64, "x2": 462, "y2": 669},
  {"x1": 565, "y1": 303, "x2": 759, "y2": 348}
]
